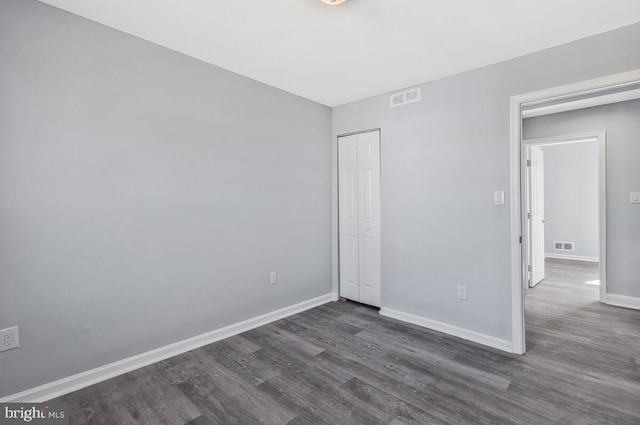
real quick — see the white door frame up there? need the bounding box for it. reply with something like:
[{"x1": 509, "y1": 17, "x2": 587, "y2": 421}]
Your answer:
[
  {"x1": 522, "y1": 132, "x2": 606, "y2": 296},
  {"x1": 510, "y1": 69, "x2": 640, "y2": 355}
]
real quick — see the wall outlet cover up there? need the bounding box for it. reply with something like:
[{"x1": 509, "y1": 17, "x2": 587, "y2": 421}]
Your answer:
[{"x1": 1, "y1": 326, "x2": 19, "y2": 352}]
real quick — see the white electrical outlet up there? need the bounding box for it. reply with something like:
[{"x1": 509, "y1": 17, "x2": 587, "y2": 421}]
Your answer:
[
  {"x1": 270, "y1": 272, "x2": 278, "y2": 286},
  {"x1": 1, "y1": 326, "x2": 19, "y2": 352},
  {"x1": 457, "y1": 285, "x2": 468, "y2": 301}
]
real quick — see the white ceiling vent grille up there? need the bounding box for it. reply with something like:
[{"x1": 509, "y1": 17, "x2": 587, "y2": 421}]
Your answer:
[{"x1": 390, "y1": 88, "x2": 421, "y2": 108}]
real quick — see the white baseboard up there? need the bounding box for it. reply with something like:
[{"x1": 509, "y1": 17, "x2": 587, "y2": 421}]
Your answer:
[
  {"x1": 1, "y1": 292, "x2": 338, "y2": 403},
  {"x1": 379, "y1": 307, "x2": 513, "y2": 353},
  {"x1": 545, "y1": 253, "x2": 599, "y2": 263},
  {"x1": 606, "y1": 294, "x2": 640, "y2": 311}
]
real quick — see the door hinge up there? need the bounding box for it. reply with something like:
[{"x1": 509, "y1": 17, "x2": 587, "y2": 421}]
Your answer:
[
  {"x1": 527, "y1": 265, "x2": 532, "y2": 272},
  {"x1": 519, "y1": 236, "x2": 522, "y2": 244},
  {"x1": 527, "y1": 212, "x2": 531, "y2": 219},
  {"x1": 526, "y1": 159, "x2": 531, "y2": 167}
]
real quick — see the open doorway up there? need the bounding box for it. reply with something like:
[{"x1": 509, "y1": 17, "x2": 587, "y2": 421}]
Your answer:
[
  {"x1": 509, "y1": 69, "x2": 640, "y2": 354},
  {"x1": 522, "y1": 133, "x2": 605, "y2": 297},
  {"x1": 521, "y1": 133, "x2": 605, "y2": 346}
]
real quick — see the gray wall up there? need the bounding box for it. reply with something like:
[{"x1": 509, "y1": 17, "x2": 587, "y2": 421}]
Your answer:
[
  {"x1": 539, "y1": 142, "x2": 599, "y2": 259},
  {"x1": 332, "y1": 23, "x2": 640, "y2": 340},
  {"x1": 0, "y1": 0, "x2": 332, "y2": 397},
  {"x1": 524, "y1": 100, "x2": 640, "y2": 298}
]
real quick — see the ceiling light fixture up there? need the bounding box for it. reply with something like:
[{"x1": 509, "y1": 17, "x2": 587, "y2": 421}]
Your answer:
[{"x1": 320, "y1": 0, "x2": 348, "y2": 5}]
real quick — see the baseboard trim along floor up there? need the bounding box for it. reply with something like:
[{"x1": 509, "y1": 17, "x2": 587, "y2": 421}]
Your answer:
[
  {"x1": 0, "y1": 292, "x2": 339, "y2": 403},
  {"x1": 379, "y1": 307, "x2": 513, "y2": 353},
  {"x1": 606, "y1": 294, "x2": 640, "y2": 311},
  {"x1": 544, "y1": 253, "x2": 599, "y2": 262}
]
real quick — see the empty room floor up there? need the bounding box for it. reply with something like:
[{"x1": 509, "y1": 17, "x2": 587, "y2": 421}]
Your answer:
[{"x1": 56, "y1": 261, "x2": 640, "y2": 424}]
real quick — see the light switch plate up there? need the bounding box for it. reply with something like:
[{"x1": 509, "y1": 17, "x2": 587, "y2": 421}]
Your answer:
[
  {"x1": 457, "y1": 285, "x2": 468, "y2": 301},
  {"x1": 631, "y1": 192, "x2": 640, "y2": 204},
  {"x1": 494, "y1": 190, "x2": 505, "y2": 205}
]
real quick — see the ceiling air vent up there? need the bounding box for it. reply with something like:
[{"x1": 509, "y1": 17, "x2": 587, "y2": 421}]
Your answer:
[
  {"x1": 391, "y1": 93, "x2": 405, "y2": 107},
  {"x1": 390, "y1": 88, "x2": 421, "y2": 108}
]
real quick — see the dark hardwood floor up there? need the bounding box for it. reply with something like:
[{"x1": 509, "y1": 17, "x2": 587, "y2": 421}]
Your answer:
[{"x1": 56, "y1": 259, "x2": 640, "y2": 424}]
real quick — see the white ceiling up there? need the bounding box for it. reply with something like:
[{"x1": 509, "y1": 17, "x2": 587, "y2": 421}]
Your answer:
[{"x1": 39, "y1": 0, "x2": 640, "y2": 107}]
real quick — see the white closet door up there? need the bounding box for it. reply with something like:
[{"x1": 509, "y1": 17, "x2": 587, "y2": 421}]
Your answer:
[
  {"x1": 338, "y1": 130, "x2": 381, "y2": 307},
  {"x1": 356, "y1": 131, "x2": 381, "y2": 307},
  {"x1": 338, "y1": 134, "x2": 360, "y2": 302}
]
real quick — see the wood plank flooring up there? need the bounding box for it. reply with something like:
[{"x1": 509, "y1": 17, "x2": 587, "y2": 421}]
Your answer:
[{"x1": 56, "y1": 259, "x2": 640, "y2": 424}]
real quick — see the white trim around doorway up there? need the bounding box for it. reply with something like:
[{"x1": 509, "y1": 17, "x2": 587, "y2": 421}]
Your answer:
[{"x1": 509, "y1": 68, "x2": 640, "y2": 355}]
